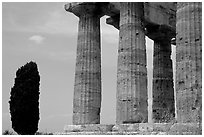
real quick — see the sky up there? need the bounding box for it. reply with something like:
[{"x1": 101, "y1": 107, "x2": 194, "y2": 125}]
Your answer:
[{"x1": 2, "y1": 2, "x2": 176, "y2": 133}]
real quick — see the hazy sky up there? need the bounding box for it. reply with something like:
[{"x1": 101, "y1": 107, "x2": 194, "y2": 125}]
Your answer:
[{"x1": 2, "y1": 2, "x2": 176, "y2": 133}]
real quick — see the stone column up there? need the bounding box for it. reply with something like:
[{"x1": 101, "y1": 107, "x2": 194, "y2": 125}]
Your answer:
[
  {"x1": 116, "y1": 2, "x2": 148, "y2": 124},
  {"x1": 66, "y1": 3, "x2": 103, "y2": 125},
  {"x1": 176, "y1": 2, "x2": 202, "y2": 123},
  {"x1": 152, "y1": 36, "x2": 175, "y2": 123}
]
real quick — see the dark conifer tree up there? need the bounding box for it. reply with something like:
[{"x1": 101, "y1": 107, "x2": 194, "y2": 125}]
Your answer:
[{"x1": 9, "y1": 61, "x2": 40, "y2": 135}]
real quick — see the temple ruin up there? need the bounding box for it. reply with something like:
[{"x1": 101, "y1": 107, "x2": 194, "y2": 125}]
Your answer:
[{"x1": 63, "y1": 2, "x2": 202, "y2": 135}]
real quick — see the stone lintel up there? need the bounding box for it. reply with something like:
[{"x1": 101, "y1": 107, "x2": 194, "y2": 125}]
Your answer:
[
  {"x1": 65, "y1": 2, "x2": 176, "y2": 38},
  {"x1": 106, "y1": 18, "x2": 176, "y2": 40},
  {"x1": 105, "y1": 2, "x2": 176, "y2": 38}
]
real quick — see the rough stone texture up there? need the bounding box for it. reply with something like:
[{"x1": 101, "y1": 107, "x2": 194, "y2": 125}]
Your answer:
[
  {"x1": 112, "y1": 123, "x2": 153, "y2": 132},
  {"x1": 64, "y1": 124, "x2": 114, "y2": 132},
  {"x1": 169, "y1": 123, "x2": 201, "y2": 135},
  {"x1": 65, "y1": 2, "x2": 202, "y2": 131},
  {"x1": 61, "y1": 123, "x2": 201, "y2": 135},
  {"x1": 116, "y1": 2, "x2": 148, "y2": 124},
  {"x1": 152, "y1": 36, "x2": 175, "y2": 123},
  {"x1": 176, "y1": 2, "x2": 202, "y2": 123},
  {"x1": 66, "y1": 2, "x2": 176, "y2": 40},
  {"x1": 105, "y1": 2, "x2": 176, "y2": 31},
  {"x1": 66, "y1": 3, "x2": 103, "y2": 124}
]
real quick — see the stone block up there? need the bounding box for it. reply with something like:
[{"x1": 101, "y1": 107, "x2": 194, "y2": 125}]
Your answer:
[
  {"x1": 64, "y1": 125, "x2": 82, "y2": 132},
  {"x1": 64, "y1": 124, "x2": 114, "y2": 132},
  {"x1": 157, "y1": 132, "x2": 168, "y2": 135},
  {"x1": 152, "y1": 123, "x2": 172, "y2": 132},
  {"x1": 82, "y1": 124, "x2": 114, "y2": 132},
  {"x1": 112, "y1": 124, "x2": 139, "y2": 132},
  {"x1": 126, "y1": 124, "x2": 140, "y2": 131},
  {"x1": 169, "y1": 123, "x2": 200, "y2": 135},
  {"x1": 139, "y1": 123, "x2": 153, "y2": 132}
]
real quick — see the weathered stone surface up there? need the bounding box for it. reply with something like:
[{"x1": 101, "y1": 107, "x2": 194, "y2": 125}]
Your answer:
[
  {"x1": 62, "y1": 123, "x2": 201, "y2": 135},
  {"x1": 116, "y1": 2, "x2": 148, "y2": 124},
  {"x1": 138, "y1": 123, "x2": 153, "y2": 132},
  {"x1": 169, "y1": 123, "x2": 201, "y2": 135},
  {"x1": 65, "y1": 2, "x2": 202, "y2": 129},
  {"x1": 65, "y1": 2, "x2": 176, "y2": 26},
  {"x1": 105, "y1": 2, "x2": 176, "y2": 32},
  {"x1": 112, "y1": 124, "x2": 139, "y2": 132},
  {"x1": 67, "y1": 3, "x2": 103, "y2": 124},
  {"x1": 152, "y1": 36, "x2": 175, "y2": 123},
  {"x1": 64, "y1": 124, "x2": 114, "y2": 132},
  {"x1": 64, "y1": 125, "x2": 82, "y2": 132},
  {"x1": 112, "y1": 123, "x2": 154, "y2": 132},
  {"x1": 65, "y1": 2, "x2": 104, "y2": 18},
  {"x1": 152, "y1": 123, "x2": 173, "y2": 132},
  {"x1": 176, "y1": 2, "x2": 202, "y2": 123}
]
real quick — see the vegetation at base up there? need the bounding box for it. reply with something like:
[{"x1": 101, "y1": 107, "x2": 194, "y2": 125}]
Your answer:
[
  {"x1": 9, "y1": 61, "x2": 40, "y2": 135},
  {"x1": 2, "y1": 130, "x2": 54, "y2": 135},
  {"x1": 2, "y1": 130, "x2": 15, "y2": 135}
]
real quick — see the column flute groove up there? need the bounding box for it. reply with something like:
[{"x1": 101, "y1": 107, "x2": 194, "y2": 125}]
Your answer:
[
  {"x1": 152, "y1": 36, "x2": 175, "y2": 123},
  {"x1": 176, "y1": 2, "x2": 202, "y2": 123},
  {"x1": 66, "y1": 3, "x2": 103, "y2": 125},
  {"x1": 116, "y1": 2, "x2": 148, "y2": 124}
]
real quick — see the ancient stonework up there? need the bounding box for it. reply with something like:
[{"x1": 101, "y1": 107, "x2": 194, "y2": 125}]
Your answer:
[
  {"x1": 152, "y1": 36, "x2": 175, "y2": 123},
  {"x1": 116, "y1": 2, "x2": 148, "y2": 124},
  {"x1": 176, "y1": 2, "x2": 202, "y2": 123},
  {"x1": 62, "y1": 123, "x2": 201, "y2": 135},
  {"x1": 65, "y1": 2, "x2": 202, "y2": 133},
  {"x1": 66, "y1": 3, "x2": 103, "y2": 124}
]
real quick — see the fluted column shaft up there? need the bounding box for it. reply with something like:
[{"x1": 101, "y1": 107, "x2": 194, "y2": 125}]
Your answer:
[
  {"x1": 152, "y1": 37, "x2": 175, "y2": 123},
  {"x1": 71, "y1": 4, "x2": 102, "y2": 125},
  {"x1": 176, "y1": 2, "x2": 202, "y2": 123},
  {"x1": 116, "y1": 2, "x2": 148, "y2": 124}
]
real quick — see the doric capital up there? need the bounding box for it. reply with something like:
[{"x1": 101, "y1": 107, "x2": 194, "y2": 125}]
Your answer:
[
  {"x1": 146, "y1": 24, "x2": 176, "y2": 43},
  {"x1": 106, "y1": 15, "x2": 120, "y2": 29},
  {"x1": 65, "y1": 2, "x2": 104, "y2": 18}
]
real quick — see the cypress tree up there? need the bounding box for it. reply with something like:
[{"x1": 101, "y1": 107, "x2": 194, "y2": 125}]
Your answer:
[{"x1": 9, "y1": 61, "x2": 40, "y2": 135}]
